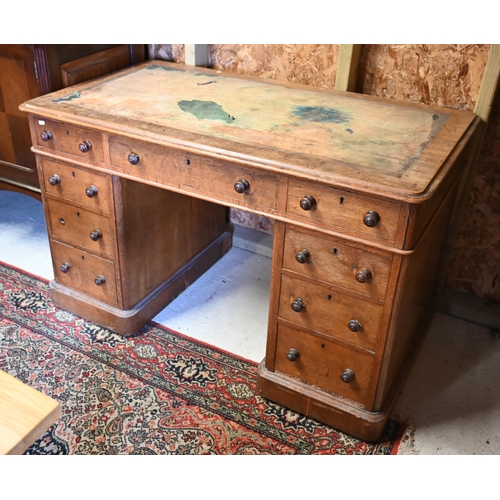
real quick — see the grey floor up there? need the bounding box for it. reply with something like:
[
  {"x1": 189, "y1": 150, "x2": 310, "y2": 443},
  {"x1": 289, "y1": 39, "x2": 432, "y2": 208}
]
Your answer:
[{"x1": 1, "y1": 190, "x2": 499, "y2": 455}]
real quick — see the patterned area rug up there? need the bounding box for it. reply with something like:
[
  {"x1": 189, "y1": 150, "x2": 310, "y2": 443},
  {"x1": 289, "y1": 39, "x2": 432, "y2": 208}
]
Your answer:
[{"x1": 0, "y1": 261, "x2": 403, "y2": 454}]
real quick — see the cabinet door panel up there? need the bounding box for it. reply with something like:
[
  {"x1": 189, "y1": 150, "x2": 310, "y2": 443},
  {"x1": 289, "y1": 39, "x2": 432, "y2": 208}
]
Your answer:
[{"x1": 0, "y1": 47, "x2": 41, "y2": 178}]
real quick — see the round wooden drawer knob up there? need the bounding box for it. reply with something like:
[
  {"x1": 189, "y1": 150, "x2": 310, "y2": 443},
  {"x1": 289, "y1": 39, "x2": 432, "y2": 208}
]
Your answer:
[
  {"x1": 40, "y1": 131, "x2": 53, "y2": 142},
  {"x1": 128, "y1": 153, "x2": 140, "y2": 165},
  {"x1": 348, "y1": 320, "x2": 362, "y2": 332},
  {"x1": 89, "y1": 229, "x2": 102, "y2": 241},
  {"x1": 79, "y1": 140, "x2": 92, "y2": 153},
  {"x1": 300, "y1": 195, "x2": 316, "y2": 211},
  {"x1": 234, "y1": 179, "x2": 250, "y2": 194},
  {"x1": 295, "y1": 249, "x2": 310, "y2": 264},
  {"x1": 286, "y1": 348, "x2": 300, "y2": 362},
  {"x1": 48, "y1": 174, "x2": 61, "y2": 186},
  {"x1": 340, "y1": 369, "x2": 355, "y2": 383},
  {"x1": 363, "y1": 210, "x2": 380, "y2": 227},
  {"x1": 356, "y1": 268, "x2": 372, "y2": 283},
  {"x1": 85, "y1": 186, "x2": 98, "y2": 198},
  {"x1": 291, "y1": 297, "x2": 305, "y2": 312},
  {"x1": 59, "y1": 262, "x2": 71, "y2": 273},
  {"x1": 94, "y1": 275, "x2": 106, "y2": 286}
]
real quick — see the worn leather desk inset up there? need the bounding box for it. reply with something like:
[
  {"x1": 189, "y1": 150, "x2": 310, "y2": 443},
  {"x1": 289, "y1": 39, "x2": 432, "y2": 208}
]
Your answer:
[{"x1": 20, "y1": 61, "x2": 479, "y2": 441}]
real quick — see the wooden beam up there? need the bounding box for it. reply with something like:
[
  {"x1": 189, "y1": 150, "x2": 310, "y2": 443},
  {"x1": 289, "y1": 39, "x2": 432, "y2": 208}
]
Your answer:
[
  {"x1": 335, "y1": 44, "x2": 362, "y2": 92},
  {"x1": 474, "y1": 44, "x2": 500, "y2": 123},
  {"x1": 185, "y1": 44, "x2": 209, "y2": 67}
]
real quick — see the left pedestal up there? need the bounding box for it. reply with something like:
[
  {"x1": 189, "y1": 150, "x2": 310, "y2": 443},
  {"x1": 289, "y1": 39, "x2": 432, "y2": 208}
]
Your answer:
[{"x1": 38, "y1": 158, "x2": 231, "y2": 335}]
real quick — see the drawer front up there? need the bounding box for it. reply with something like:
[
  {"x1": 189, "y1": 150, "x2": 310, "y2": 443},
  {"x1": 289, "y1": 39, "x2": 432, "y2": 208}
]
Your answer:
[
  {"x1": 278, "y1": 274, "x2": 383, "y2": 351},
  {"x1": 287, "y1": 178, "x2": 401, "y2": 243},
  {"x1": 109, "y1": 136, "x2": 280, "y2": 212},
  {"x1": 51, "y1": 241, "x2": 118, "y2": 306},
  {"x1": 46, "y1": 198, "x2": 116, "y2": 258},
  {"x1": 33, "y1": 117, "x2": 104, "y2": 163},
  {"x1": 283, "y1": 227, "x2": 392, "y2": 300},
  {"x1": 40, "y1": 159, "x2": 113, "y2": 214},
  {"x1": 274, "y1": 323, "x2": 374, "y2": 405}
]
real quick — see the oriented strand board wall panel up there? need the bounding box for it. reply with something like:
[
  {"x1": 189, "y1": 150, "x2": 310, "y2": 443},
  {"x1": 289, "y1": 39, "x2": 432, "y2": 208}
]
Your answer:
[
  {"x1": 356, "y1": 44, "x2": 500, "y2": 301},
  {"x1": 446, "y1": 85, "x2": 500, "y2": 300},
  {"x1": 209, "y1": 44, "x2": 340, "y2": 88},
  {"x1": 357, "y1": 44, "x2": 489, "y2": 109}
]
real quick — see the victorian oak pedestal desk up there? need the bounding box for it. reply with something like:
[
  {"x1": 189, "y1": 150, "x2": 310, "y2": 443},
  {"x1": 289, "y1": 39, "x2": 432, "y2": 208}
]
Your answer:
[{"x1": 20, "y1": 61, "x2": 479, "y2": 442}]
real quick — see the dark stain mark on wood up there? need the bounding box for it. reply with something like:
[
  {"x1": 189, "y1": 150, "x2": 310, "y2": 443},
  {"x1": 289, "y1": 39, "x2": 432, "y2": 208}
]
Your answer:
[
  {"x1": 146, "y1": 64, "x2": 185, "y2": 72},
  {"x1": 293, "y1": 105, "x2": 350, "y2": 124},
  {"x1": 53, "y1": 91, "x2": 81, "y2": 103},
  {"x1": 178, "y1": 100, "x2": 235, "y2": 123},
  {"x1": 197, "y1": 81, "x2": 217, "y2": 86}
]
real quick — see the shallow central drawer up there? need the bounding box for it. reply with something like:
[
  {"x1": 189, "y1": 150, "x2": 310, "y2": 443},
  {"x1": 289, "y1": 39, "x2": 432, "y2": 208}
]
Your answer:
[{"x1": 109, "y1": 136, "x2": 280, "y2": 212}]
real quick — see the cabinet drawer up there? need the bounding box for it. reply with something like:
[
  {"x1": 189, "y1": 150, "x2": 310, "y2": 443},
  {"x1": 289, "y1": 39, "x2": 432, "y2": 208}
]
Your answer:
[
  {"x1": 283, "y1": 227, "x2": 392, "y2": 300},
  {"x1": 51, "y1": 241, "x2": 118, "y2": 306},
  {"x1": 278, "y1": 274, "x2": 383, "y2": 351},
  {"x1": 274, "y1": 323, "x2": 374, "y2": 405},
  {"x1": 46, "y1": 198, "x2": 116, "y2": 258},
  {"x1": 33, "y1": 117, "x2": 104, "y2": 163},
  {"x1": 40, "y1": 159, "x2": 113, "y2": 214},
  {"x1": 109, "y1": 136, "x2": 280, "y2": 212},
  {"x1": 286, "y1": 178, "x2": 401, "y2": 244}
]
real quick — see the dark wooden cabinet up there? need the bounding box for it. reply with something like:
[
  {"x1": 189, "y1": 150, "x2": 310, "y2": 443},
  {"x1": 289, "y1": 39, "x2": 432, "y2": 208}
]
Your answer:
[{"x1": 0, "y1": 44, "x2": 146, "y2": 198}]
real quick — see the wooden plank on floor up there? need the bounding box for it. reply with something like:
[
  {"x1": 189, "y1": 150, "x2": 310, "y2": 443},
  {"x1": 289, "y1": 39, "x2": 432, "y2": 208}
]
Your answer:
[{"x1": 0, "y1": 369, "x2": 61, "y2": 455}]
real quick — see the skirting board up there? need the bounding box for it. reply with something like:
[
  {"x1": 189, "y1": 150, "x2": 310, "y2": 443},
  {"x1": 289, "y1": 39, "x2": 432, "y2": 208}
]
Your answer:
[{"x1": 437, "y1": 287, "x2": 500, "y2": 331}]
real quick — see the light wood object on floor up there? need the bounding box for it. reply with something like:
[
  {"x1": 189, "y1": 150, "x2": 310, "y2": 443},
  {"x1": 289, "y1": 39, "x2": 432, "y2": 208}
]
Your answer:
[
  {"x1": 20, "y1": 61, "x2": 479, "y2": 441},
  {"x1": 0, "y1": 370, "x2": 61, "y2": 455}
]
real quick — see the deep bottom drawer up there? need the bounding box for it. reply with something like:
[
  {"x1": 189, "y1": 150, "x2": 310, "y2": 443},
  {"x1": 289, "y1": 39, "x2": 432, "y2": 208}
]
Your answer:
[
  {"x1": 274, "y1": 323, "x2": 374, "y2": 405},
  {"x1": 51, "y1": 241, "x2": 118, "y2": 306}
]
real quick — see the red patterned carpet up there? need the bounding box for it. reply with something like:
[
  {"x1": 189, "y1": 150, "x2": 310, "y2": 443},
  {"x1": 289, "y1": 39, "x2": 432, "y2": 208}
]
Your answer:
[{"x1": 0, "y1": 261, "x2": 403, "y2": 454}]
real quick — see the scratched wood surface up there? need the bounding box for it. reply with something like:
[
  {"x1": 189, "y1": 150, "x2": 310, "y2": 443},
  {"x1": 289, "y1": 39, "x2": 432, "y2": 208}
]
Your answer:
[{"x1": 21, "y1": 61, "x2": 476, "y2": 200}]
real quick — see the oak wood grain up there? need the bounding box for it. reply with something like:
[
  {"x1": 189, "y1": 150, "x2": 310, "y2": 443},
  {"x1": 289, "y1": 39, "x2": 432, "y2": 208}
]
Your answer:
[{"x1": 0, "y1": 370, "x2": 61, "y2": 455}]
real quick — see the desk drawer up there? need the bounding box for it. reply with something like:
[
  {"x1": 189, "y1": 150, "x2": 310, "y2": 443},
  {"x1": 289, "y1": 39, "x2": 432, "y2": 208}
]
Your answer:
[
  {"x1": 283, "y1": 227, "x2": 392, "y2": 300},
  {"x1": 40, "y1": 159, "x2": 113, "y2": 214},
  {"x1": 52, "y1": 241, "x2": 118, "y2": 306},
  {"x1": 274, "y1": 323, "x2": 374, "y2": 405},
  {"x1": 33, "y1": 117, "x2": 104, "y2": 163},
  {"x1": 46, "y1": 198, "x2": 116, "y2": 258},
  {"x1": 278, "y1": 274, "x2": 382, "y2": 351},
  {"x1": 287, "y1": 178, "x2": 401, "y2": 244},
  {"x1": 109, "y1": 136, "x2": 280, "y2": 212}
]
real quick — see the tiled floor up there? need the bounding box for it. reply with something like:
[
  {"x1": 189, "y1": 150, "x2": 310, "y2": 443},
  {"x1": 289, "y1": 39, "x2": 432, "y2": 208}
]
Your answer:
[{"x1": 1, "y1": 190, "x2": 499, "y2": 454}]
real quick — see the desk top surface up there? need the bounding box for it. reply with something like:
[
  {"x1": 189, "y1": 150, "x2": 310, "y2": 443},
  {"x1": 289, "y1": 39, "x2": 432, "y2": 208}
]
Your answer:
[{"x1": 21, "y1": 61, "x2": 477, "y2": 201}]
